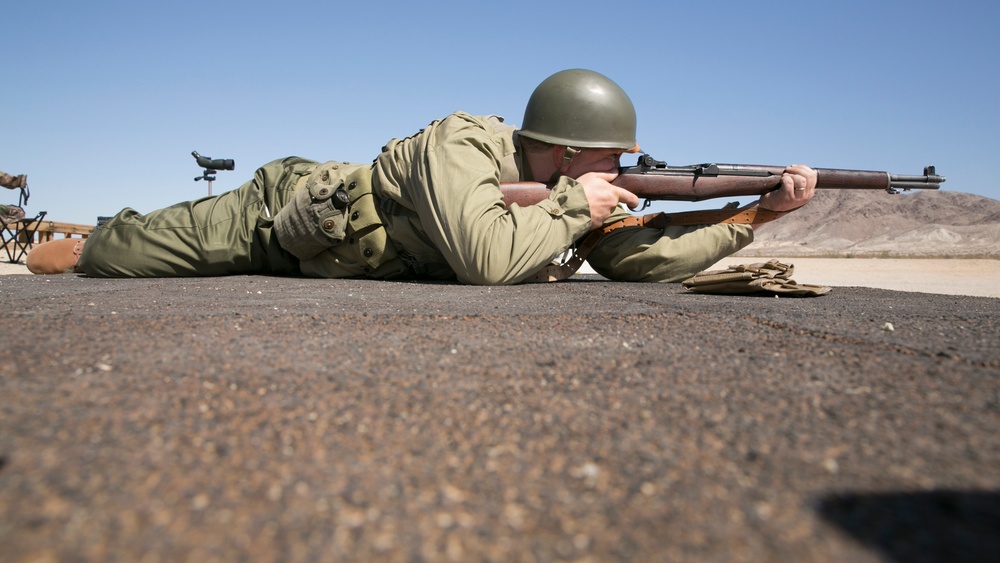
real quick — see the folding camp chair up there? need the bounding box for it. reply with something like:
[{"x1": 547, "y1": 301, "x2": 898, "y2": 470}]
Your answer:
[{"x1": 1, "y1": 174, "x2": 47, "y2": 263}]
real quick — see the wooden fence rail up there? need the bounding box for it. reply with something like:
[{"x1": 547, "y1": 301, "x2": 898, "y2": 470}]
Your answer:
[{"x1": 2, "y1": 220, "x2": 95, "y2": 257}]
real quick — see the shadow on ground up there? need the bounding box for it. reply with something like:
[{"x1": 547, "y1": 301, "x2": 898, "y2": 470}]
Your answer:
[{"x1": 816, "y1": 490, "x2": 1000, "y2": 562}]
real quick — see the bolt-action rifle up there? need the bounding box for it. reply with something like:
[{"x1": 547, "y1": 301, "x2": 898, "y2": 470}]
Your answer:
[{"x1": 502, "y1": 155, "x2": 946, "y2": 281}]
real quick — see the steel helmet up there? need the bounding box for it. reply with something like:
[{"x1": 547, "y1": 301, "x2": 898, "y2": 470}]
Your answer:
[{"x1": 519, "y1": 69, "x2": 640, "y2": 153}]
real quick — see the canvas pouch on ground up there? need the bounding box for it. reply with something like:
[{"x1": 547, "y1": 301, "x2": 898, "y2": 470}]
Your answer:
[{"x1": 682, "y1": 260, "x2": 832, "y2": 297}]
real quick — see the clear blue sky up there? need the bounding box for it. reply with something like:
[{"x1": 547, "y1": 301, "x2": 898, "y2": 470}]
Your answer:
[{"x1": 3, "y1": 0, "x2": 997, "y2": 225}]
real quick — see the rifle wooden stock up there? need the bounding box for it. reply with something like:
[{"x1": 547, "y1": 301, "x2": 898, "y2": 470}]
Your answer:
[{"x1": 500, "y1": 159, "x2": 945, "y2": 208}]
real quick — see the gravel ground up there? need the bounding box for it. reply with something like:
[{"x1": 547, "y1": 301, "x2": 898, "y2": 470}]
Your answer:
[{"x1": 1, "y1": 274, "x2": 998, "y2": 562}]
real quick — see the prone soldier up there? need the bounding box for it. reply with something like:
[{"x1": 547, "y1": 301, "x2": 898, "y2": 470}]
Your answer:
[{"x1": 26, "y1": 69, "x2": 816, "y2": 282}]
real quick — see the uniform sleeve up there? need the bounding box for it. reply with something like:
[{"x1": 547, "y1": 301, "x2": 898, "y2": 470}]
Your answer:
[
  {"x1": 586, "y1": 208, "x2": 755, "y2": 283},
  {"x1": 409, "y1": 115, "x2": 594, "y2": 285}
]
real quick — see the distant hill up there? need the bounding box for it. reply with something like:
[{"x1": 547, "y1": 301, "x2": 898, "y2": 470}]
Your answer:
[{"x1": 736, "y1": 190, "x2": 1000, "y2": 258}]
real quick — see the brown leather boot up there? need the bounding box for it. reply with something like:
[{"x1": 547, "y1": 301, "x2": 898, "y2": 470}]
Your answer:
[{"x1": 26, "y1": 238, "x2": 86, "y2": 274}]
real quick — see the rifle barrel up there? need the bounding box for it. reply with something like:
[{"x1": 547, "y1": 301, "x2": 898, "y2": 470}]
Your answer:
[{"x1": 889, "y1": 172, "x2": 947, "y2": 189}]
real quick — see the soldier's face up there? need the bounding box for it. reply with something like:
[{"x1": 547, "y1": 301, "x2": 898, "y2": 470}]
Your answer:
[{"x1": 564, "y1": 148, "x2": 623, "y2": 178}]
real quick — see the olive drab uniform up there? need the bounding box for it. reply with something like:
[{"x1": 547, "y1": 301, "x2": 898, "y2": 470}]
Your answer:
[{"x1": 79, "y1": 112, "x2": 753, "y2": 283}]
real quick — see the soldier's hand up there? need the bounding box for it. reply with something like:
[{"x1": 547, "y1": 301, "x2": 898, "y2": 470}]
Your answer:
[
  {"x1": 578, "y1": 172, "x2": 639, "y2": 230},
  {"x1": 758, "y1": 164, "x2": 816, "y2": 212}
]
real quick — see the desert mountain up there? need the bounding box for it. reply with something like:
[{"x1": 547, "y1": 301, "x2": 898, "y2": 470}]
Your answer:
[{"x1": 737, "y1": 189, "x2": 1000, "y2": 257}]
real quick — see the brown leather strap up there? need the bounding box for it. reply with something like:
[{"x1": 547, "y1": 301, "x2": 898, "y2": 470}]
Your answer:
[{"x1": 604, "y1": 203, "x2": 789, "y2": 233}]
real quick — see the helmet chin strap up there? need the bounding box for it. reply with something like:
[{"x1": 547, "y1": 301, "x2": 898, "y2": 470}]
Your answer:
[{"x1": 548, "y1": 146, "x2": 581, "y2": 183}]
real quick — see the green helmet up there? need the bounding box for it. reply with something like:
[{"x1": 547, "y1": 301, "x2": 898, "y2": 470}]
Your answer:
[{"x1": 519, "y1": 69, "x2": 640, "y2": 153}]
